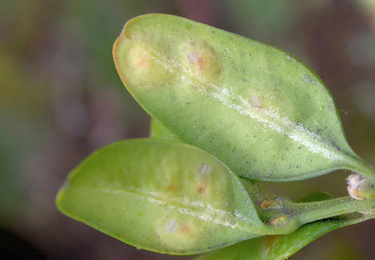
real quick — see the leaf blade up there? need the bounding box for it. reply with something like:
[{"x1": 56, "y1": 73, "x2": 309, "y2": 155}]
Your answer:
[
  {"x1": 113, "y1": 14, "x2": 374, "y2": 181},
  {"x1": 57, "y1": 139, "x2": 268, "y2": 255},
  {"x1": 149, "y1": 118, "x2": 180, "y2": 141}
]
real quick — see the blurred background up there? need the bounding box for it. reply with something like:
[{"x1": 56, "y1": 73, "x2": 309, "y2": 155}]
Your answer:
[{"x1": 1, "y1": 0, "x2": 375, "y2": 259}]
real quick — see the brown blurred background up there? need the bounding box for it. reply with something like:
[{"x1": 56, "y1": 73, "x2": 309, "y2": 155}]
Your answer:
[{"x1": 1, "y1": 0, "x2": 375, "y2": 259}]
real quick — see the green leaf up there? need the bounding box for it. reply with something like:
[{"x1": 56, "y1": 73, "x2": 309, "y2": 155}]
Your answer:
[
  {"x1": 113, "y1": 14, "x2": 375, "y2": 182},
  {"x1": 194, "y1": 213, "x2": 374, "y2": 260},
  {"x1": 149, "y1": 118, "x2": 179, "y2": 141},
  {"x1": 57, "y1": 139, "x2": 278, "y2": 255}
]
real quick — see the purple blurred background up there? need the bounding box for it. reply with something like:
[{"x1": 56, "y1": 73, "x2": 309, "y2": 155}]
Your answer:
[{"x1": 1, "y1": 0, "x2": 375, "y2": 259}]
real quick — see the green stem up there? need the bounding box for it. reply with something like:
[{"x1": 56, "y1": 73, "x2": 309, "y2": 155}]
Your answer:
[
  {"x1": 286, "y1": 196, "x2": 375, "y2": 225},
  {"x1": 346, "y1": 156, "x2": 375, "y2": 184}
]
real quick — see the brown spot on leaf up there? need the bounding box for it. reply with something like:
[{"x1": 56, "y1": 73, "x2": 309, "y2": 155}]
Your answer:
[
  {"x1": 187, "y1": 51, "x2": 206, "y2": 71},
  {"x1": 179, "y1": 224, "x2": 191, "y2": 235},
  {"x1": 248, "y1": 95, "x2": 263, "y2": 109},
  {"x1": 265, "y1": 235, "x2": 279, "y2": 246},
  {"x1": 137, "y1": 58, "x2": 150, "y2": 69},
  {"x1": 198, "y1": 185, "x2": 206, "y2": 194},
  {"x1": 125, "y1": 43, "x2": 173, "y2": 86},
  {"x1": 181, "y1": 41, "x2": 221, "y2": 85},
  {"x1": 128, "y1": 45, "x2": 153, "y2": 72}
]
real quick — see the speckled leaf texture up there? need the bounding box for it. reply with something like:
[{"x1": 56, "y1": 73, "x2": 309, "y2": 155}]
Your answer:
[
  {"x1": 113, "y1": 14, "x2": 374, "y2": 182},
  {"x1": 57, "y1": 139, "x2": 275, "y2": 255}
]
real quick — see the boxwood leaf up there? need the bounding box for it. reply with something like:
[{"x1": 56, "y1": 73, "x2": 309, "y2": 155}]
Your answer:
[
  {"x1": 57, "y1": 139, "x2": 279, "y2": 255},
  {"x1": 113, "y1": 14, "x2": 375, "y2": 182},
  {"x1": 149, "y1": 118, "x2": 180, "y2": 141}
]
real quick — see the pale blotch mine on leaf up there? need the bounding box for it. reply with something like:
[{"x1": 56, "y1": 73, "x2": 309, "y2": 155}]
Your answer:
[
  {"x1": 156, "y1": 218, "x2": 200, "y2": 250},
  {"x1": 127, "y1": 43, "x2": 172, "y2": 85},
  {"x1": 238, "y1": 88, "x2": 269, "y2": 110},
  {"x1": 248, "y1": 95, "x2": 263, "y2": 109},
  {"x1": 180, "y1": 41, "x2": 221, "y2": 86},
  {"x1": 200, "y1": 164, "x2": 211, "y2": 175},
  {"x1": 187, "y1": 51, "x2": 201, "y2": 65},
  {"x1": 128, "y1": 45, "x2": 153, "y2": 72},
  {"x1": 166, "y1": 220, "x2": 178, "y2": 233}
]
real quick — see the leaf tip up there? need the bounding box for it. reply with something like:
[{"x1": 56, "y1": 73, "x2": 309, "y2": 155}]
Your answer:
[{"x1": 55, "y1": 181, "x2": 69, "y2": 212}]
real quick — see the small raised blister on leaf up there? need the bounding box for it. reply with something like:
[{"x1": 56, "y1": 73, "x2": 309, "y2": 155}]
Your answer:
[{"x1": 113, "y1": 14, "x2": 375, "y2": 182}]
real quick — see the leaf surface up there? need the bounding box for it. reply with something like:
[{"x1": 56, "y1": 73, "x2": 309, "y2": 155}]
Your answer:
[
  {"x1": 57, "y1": 139, "x2": 270, "y2": 254},
  {"x1": 113, "y1": 14, "x2": 374, "y2": 181},
  {"x1": 149, "y1": 118, "x2": 179, "y2": 141}
]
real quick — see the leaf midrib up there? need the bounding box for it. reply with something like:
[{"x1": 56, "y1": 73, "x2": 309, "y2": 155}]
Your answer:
[
  {"x1": 66, "y1": 185, "x2": 262, "y2": 232},
  {"x1": 133, "y1": 38, "x2": 353, "y2": 167}
]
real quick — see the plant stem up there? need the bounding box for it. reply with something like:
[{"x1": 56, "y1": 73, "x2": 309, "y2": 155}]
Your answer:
[
  {"x1": 346, "y1": 156, "x2": 375, "y2": 184},
  {"x1": 286, "y1": 196, "x2": 375, "y2": 225}
]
